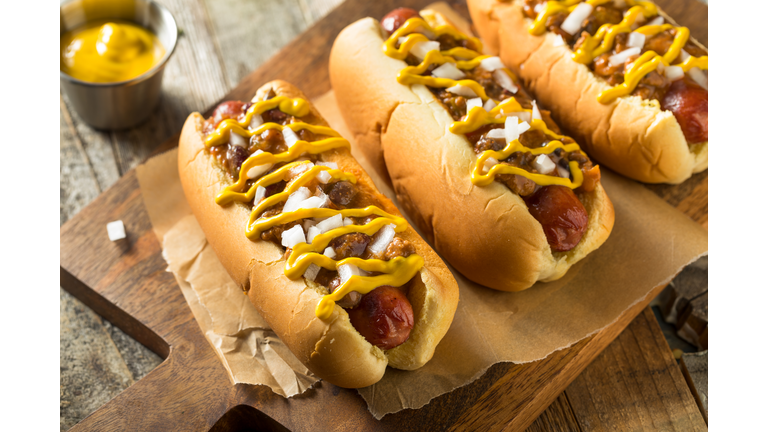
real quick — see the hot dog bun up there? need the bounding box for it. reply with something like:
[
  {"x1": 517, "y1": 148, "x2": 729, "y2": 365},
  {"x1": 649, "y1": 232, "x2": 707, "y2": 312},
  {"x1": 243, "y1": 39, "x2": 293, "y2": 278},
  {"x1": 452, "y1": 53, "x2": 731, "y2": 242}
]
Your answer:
[
  {"x1": 329, "y1": 13, "x2": 614, "y2": 291},
  {"x1": 178, "y1": 80, "x2": 459, "y2": 388},
  {"x1": 468, "y1": 0, "x2": 707, "y2": 184}
]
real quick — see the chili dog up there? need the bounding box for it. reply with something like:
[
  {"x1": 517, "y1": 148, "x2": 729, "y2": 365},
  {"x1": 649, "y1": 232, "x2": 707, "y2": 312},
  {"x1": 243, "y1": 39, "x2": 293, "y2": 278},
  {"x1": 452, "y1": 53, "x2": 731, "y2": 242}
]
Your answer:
[
  {"x1": 468, "y1": 0, "x2": 708, "y2": 184},
  {"x1": 329, "y1": 7, "x2": 614, "y2": 291},
  {"x1": 178, "y1": 80, "x2": 458, "y2": 388}
]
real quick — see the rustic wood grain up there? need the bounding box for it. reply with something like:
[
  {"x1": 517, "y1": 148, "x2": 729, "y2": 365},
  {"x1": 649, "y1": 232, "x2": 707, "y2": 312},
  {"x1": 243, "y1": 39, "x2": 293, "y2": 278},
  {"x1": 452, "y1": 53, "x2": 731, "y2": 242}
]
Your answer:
[{"x1": 60, "y1": 0, "x2": 708, "y2": 430}]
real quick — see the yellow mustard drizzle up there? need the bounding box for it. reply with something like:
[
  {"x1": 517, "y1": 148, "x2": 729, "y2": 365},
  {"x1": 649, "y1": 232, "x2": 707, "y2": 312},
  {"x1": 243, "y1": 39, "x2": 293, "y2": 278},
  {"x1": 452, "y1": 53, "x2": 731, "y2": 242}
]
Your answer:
[
  {"x1": 529, "y1": 1, "x2": 707, "y2": 103},
  {"x1": 383, "y1": 15, "x2": 587, "y2": 189},
  {"x1": 208, "y1": 97, "x2": 424, "y2": 320}
]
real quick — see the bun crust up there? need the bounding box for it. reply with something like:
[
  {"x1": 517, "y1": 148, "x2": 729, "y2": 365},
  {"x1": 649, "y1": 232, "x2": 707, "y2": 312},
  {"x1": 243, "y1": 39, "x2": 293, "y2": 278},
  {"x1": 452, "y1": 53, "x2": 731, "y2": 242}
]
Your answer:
[
  {"x1": 468, "y1": 0, "x2": 707, "y2": 184},
  {"x1": 178, "y1": 80, "x2": 458, "y2": 388},
  {"x1": 330, "y1": 17, "x2": 614, "y2": 291}
]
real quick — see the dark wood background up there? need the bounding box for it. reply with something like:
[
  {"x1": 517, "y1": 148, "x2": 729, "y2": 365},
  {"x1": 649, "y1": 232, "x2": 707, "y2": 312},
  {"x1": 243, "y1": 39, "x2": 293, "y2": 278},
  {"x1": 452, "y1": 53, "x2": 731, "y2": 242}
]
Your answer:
[{"x1": 60, "y1": 0, "x2": 708, "y2": 430}]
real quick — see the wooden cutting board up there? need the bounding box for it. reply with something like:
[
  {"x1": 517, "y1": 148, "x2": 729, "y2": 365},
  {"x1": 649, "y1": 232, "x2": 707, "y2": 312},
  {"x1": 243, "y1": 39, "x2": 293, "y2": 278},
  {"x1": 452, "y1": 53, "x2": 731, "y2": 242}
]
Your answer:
[{"x1": 59, "y1": 0, "x2": 708, "y2": 430}]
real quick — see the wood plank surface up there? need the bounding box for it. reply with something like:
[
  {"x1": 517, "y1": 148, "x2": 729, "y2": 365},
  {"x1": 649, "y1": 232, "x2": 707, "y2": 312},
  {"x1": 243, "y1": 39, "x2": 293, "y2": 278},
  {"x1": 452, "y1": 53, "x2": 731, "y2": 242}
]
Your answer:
[{"x1": 60, "y1": 0, "x2": 708, "y2": 430}]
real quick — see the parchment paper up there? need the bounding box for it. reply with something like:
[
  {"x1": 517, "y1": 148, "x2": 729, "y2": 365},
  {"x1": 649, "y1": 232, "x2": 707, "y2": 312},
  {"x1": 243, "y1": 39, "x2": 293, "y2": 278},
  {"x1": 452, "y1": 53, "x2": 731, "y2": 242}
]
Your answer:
[{"x1": 136, "y1": 91, "x2": 707, "y2": 418}]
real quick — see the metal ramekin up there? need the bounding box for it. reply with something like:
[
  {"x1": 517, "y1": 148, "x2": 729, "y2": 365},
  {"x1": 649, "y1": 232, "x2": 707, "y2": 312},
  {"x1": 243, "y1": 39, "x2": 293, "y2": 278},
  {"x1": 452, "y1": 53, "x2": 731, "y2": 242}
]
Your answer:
[{"x1": 60, "y1": 0, "x2": 178, "y2": 130}]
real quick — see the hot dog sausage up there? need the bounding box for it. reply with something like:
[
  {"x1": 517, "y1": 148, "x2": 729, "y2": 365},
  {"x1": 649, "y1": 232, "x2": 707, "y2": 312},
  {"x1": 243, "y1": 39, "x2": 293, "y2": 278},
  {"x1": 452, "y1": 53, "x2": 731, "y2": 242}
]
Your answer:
[
  {"x1": 524, "y1": 185, "x2": 588, "y2": 252},
  {"x1": 381, "y1": 8, "x2": 420, "y2": 35},
  {"x1": 662, "y1": 77, "x2": 708, "y2": 143},
  {"x1": 348, "y1": 285, "x2": 414, "y2": 350}
]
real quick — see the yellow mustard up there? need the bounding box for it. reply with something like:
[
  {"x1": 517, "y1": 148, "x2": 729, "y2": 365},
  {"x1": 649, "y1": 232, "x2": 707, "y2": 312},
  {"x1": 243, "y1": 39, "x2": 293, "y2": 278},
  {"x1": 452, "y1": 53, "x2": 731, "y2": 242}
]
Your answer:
[
  {"x1": 60, "y1": 20, "x2": 165, "y2": 83},
  {"x1": 528, "y1": 1, "x2": 708, "y2": 103},
  {"x1": 383, "y1": 17, "x2": 587, "y2": 189},
  {"x1": 208, "y1": 96, "x2": 424, "y2": 320}
]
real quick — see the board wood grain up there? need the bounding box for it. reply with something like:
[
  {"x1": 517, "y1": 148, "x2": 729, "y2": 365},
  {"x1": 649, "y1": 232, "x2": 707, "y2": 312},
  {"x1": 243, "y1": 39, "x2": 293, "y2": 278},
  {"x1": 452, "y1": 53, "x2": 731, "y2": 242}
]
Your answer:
[{"x1": 60, "y1": 0, "x2": 708, "y2": 430}]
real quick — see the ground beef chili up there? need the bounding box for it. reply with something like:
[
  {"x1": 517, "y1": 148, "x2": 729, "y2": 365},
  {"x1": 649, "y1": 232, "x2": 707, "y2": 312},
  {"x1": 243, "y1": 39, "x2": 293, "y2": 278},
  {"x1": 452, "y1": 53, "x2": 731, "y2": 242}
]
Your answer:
[
  {"x1": 522, "y1": 0, "x2": 708, "y2": 143},
  {"x1": 203, "y1": 100, "x2": 417, "y2": 307}
]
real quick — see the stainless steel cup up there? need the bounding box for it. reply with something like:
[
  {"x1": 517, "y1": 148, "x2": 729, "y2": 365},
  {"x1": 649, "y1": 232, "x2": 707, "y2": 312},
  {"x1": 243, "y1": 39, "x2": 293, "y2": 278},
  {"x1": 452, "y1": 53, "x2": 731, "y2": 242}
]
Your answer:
[{"x1": 60, "y1": 0, "x2": 178, "y2": 130}]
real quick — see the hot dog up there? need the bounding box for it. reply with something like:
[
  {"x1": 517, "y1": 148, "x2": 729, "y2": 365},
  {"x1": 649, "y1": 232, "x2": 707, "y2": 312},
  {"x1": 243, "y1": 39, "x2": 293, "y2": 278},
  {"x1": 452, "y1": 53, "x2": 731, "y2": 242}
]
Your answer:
[
  {"x1": 329, "y1": 7, "x2": 614, "y2": 291},
  {"x1": 178, "y1": 80, "x2": 459, "y2": 388},
  {"x1": 468, "y1": 0, "x2": 708, "y2": 184}
]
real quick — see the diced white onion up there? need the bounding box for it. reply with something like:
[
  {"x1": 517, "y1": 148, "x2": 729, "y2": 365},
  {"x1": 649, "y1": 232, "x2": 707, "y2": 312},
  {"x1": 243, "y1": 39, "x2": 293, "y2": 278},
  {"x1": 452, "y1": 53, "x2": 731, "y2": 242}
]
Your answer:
[
  {"x1": 410, "y1": 40, "x2": 440, "y2": 59},
  {"x1": 504, "y1": 111, "x2": 532, "y2": 123},
  {"x1": 303, "y1": 219, "x2": 317, "y2": 231},
  {"x1": 517, "y1": 121, "x2": 531, "y2": 135},
  {"x1": 397, "y1": 36, "x2": 408, "y2": 46},
  {"x1": 534, "y1": 2, "x2": 544, "y2": 13},
  {"x1": 446, "y1": 85, "x2": 477, "y2": 98},
  {"x1": 368, "y1": 224, "x2": 397, "y2": 255},
  {"x1": 303, "y1": 263, "x2": 320, "y2": 281},
  {"x1": 343, "y1": 217, "x2": 354, "y2": 226},
  {"x1": 248, "y1": 114, "x2": 264, "y2": 131},
  {"x1": 483, "y1": 98, "x2": 497, "y2": 111},
  {"x1": 561, "y1": 3, "x2": 592, "y2": 35},
  {"x1": 627, "y1": 32, "x2": 646, "y2": 49},
  {"x1": 533, "y1": 154, "x2": 556, "y2": 174},
  {"x1": 106, "y1": 220, "x2": 126, "y2": 241},
  {"x1": 657, "y1": 62, "x2": 666, "y2": 74},
  {"x1": 317, "y1": 214, "x2": 343, "y2": 233},
  {"x1": 483, "y1": 157, "x2": 499, "y2": 173},
  {"x1": 282, "y1": 127, "x2": 300, "y2": 148},
  {"x1": 229, "y1": 130, "x2": 248, "y2": 148},
  {"x1": 323, "y1": 247, "x2": 336, "y2": 259},
  {"x1": 552, "y1": 34, "x2": 565, "y2": 47},
  {"x1": 316, "y1": 161, "x2": 338, "y2": 170},
  {"x1": 486, "y1": 128, "x2": 506, "y2": 140},
  {"x1": 281, "y1": 225, "x2": 306, "y2": 248},
  {"x1": 246, "y1": 150, "x2": 273, "y2": 179},
  {"x1": 493, "y1": 69, "x2": 518, "y2": 94},
  {"x1": 306, "y1": 225, "x2": 322, "y2": 244},
  {"x1": 479, "y1": 56, "x2": 505, "y2": 72},
  {"x1": 432, "y1": 62, "x2": 466, "y2": 80},
  {"x1": 646, "y1": 16, "x2": 664, "y2": 26},
  {"x1": 557, "y1": 164, "x2": 571, "y2": 178},
  {"x1": 466, "y1": 97, "x2": 483, "y2": 112},
  {"x1": 286, "y1": 161, "x2": 314, "y2": 181},
  {"x1": 338, "y1": 263, "x2": 361, "y2": 285},
  {"x1": 665, "y1": 65, "x2": 684, "y2": 81},
  {"x1": 532, "y1": 101, "x2": 542, "y2": 121},
  {"x1": 282, "y1": 187, "x2": 311, "y2": 213},
  {"x1": 687, "y1": 67, "x2": 708, "y2": 90},
  {"x1": 254, "y1": 185, "x2": 266, "y2": 204},
  {"x1": 294, "y1": 195, "x2": 328, "y2": 212},
  {"x1": 608, "y1": 47, "x2": 641, "y2": 66},
  {"x1": 316, "y1": 170, "x2": 332, "y2": 184},
  {"x1": 505, "y1": 116, "x2": 519, "y2": 143},
  {"x1": 680, "y1": 49, "x2": 691, "y2": 62}
]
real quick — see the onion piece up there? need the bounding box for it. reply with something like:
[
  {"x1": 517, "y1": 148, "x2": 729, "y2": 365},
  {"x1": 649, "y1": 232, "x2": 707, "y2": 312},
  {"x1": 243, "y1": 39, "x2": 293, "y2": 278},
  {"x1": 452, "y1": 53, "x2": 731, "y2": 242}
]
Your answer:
[
  {"x1": 248, "y1": 114, "x2": 264, "y2": 131},
  {"x1": 687, "y1": 67, "x2": 708, "y2": 90},
  {"x1": 486, "y1": 128, "x2": 506, "y2": 140},
  {"x1": 466, "y1": 97, "x2": 483, "y2": 112},
  {"x1": 493, "y1": 69, "x2": 518, "y2": 94},
  {"x1": 479, "y1": 56, "x2": 505, "y2": 72},
  {"x1": 483, "y1": 157, "x2": 499, "y2": 173},
  {"x1": 517, "y1": 121, "x2": 531, "y2": 135},
  {"x1": 106, "y1": 220, "x2": 125, "y2": 241},
  {"x1": 561, "y1": 2, "x2": 592, "y2": 35},
  {"x1": 246, "y1": 150, "x2": 273, "y2": 179},
  {"x1": 534, "y1": 2, "x2": 544, "y2": 13},
  {"x1": 303, "y1": 263, "x2": 320, "y2": 281},
  {"x1": 294, "y1": 193, "x2": 329, "y2": 212},
  {"x1": 282, "y1": 127, "x2": 300, "y2": 148},
  {"x1": 368, "y1": 224, "x2": 397, "y2": 256},
  {"x1": 483, "y1": 98, "x2": 497, "y2": 111},
  {"x1": 306, "y1": 225, "x2": 321, "y2": 244},
  {"x1": 627, "y1": 32, "x2": 646, "y2": 49},
  {"x1": 505, "y1": 116, "x2": 519, "y2": 143},
  {"x1": 316, "y1": 161, "x2": 338, "y2": 170},
  {"x1": 504, "y1": 111, "x2": 531, "y2": 123},
  {"x1": 446, "y1": 84, "x2": 477, "y2": 98},
  {"x1": 281, "y1": 225, "x2": 306, "y2": 248},
  {"x1": 432, "y1": 62, "x2": 466, "y2": 80},
  {"x1": 557, "y1": 164, "x2": 571, "y2": 178},
  {"x1": 397, "y1": 36, "x2": 408, "y2": 47},
  {"x1": 532, "y1": 101, "x2": 542, "y2": 121},
  {"x1": 316, "y1": 170, "x2": 332, "y2": 184},
  {"x1": 410, "y1": 40, "x2": 440, "y2": 60},
  {"x1": 646, "y1": 16, "x2": 664, "y2": 26},
  {"x1": 533, "y1": 154, "x2": 556, "y2": 174},
  {"x1": 254, "y1": 185, "x2": 266, "y2": 204},
  {"x1": 552, "y1": 34, "x2": 565, "y2": 47},
  {"x1": 282, "y1": 187, "x2": 311, "y2": 213},
  {"x1": 338, "y1": 263, "x2": 362, "y2": 285},
  {"x1": 343, "y1": 217, "x2": 354, "y2": 226},
  {"x1": 608, "y1": 47, "x2": 641, "y2": 66},
  {"x1": 229, "y1": 130, "x2": 248, "y2": 148},
  {"x1": 665, "y1": 65, "x2": 684, "y2": 81},
  {"x1": 323, "y1": 247, "x2": 336, "y2": 259},
  {"x1": 317, "y1": 214, "x2": 343, "y2": 233}
]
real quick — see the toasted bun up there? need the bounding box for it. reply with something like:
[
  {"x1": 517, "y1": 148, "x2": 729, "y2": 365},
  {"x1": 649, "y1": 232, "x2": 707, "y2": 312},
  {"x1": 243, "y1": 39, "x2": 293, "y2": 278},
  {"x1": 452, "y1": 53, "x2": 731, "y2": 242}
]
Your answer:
[
  {"x1": 468, "y1": 0, "x2": 707, "y2": 184},
  {"x1": 330, "y1": 16, "x2": 614, "y2": 291},
  {"x1": 178, "y1": 80, "x2": 459, "y2": 388}
]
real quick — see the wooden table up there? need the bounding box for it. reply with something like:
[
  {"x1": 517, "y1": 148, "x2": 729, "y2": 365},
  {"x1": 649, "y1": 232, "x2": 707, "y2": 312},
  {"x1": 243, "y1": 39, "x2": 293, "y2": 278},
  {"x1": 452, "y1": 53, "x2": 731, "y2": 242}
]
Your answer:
[{"x1": 59, "y1": 0, "x2": 708, "y2": 430}]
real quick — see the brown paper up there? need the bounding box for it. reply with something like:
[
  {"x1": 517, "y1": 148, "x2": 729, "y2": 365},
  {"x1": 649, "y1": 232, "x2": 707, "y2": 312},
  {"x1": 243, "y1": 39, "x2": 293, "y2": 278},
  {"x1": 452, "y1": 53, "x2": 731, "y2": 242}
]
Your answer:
[{"x1": 136, "y1": 91, "x2": 707, "y2": 418}]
